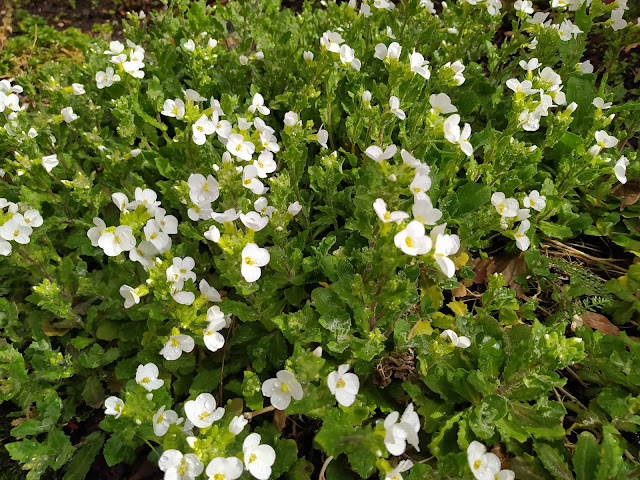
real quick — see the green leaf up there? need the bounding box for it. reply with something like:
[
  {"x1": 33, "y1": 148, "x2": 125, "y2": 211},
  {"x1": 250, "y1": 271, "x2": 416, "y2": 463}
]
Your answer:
[
  {"x1": 573, "y1": 432, "x2": 600, "y2": 480},
  {"x1": 62, "y1": 432, "x2": 104, "y2": 480},
  {"x1": 535, "y1": 443, "x2": 575, "y2": 480}
]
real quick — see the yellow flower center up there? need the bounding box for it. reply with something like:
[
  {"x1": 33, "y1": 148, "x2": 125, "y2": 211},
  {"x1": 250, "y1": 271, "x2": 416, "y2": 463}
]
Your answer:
[
  {"x1": 245, "y1": 257, "x2": 254, "y2": 265},
  {"x1": 405, "y1": 237, "x2": 413, "y2": 248},
  {"x1": 203, "y1": 182, "x2": 209, "y2": 192},
  {"x1": 115, "y1": 404, "x2": 122, "y2": 412},
  {"x1": 13, "y1": 230, "x2": 19, "y2": 237},
  {"x1": 199, "y1": 411, "x2": 210, "y2": 420},
  {"x1": 383, "y1": 211, "x2": 390, "y2": 220},
  {"x1": 413, "y1": 187, "x2": 420, "y2": 193},
  {"x1": 280, "y1": 382, "x2": 290, "y2": 393},
  {"x1": 171, "y1": 338, "x2": 180, "y2": 346},
  {"x1": 244, "y1": 179, "x2": 252, "y2": 185},
  {"x1": 249, "y1": 453, "x2": 257, "y2": 463},
  {"x1": 474, "y1": 459, "x2": 482, "y2": 470},
  {"x1": 197, "y1": 125, "x2": 204, "y2": 132},
  {"x1": 236, "y1": 144, "x2": 243, "y2": 152},
  {"x1": 336, "y1": 379, "x2": 346, "y2": 388},
  {"x1": 214, "y1": 474, "x2": 226, "y2": 480},
  {"x1": 141, "y1": 377, "x2": 150, "y2": 383},
  {"x1": 173, "y1": 107, "x2": 178, "y2": 116},
  {"x1": 498, "y1": 203, "x2": 505, "y2": 214},
  {"x1": 114, "y1": 235, "x2": 121, "y2": 244},
  {"x1": 156, "y1": 415, "x2": 164, "y2": 424}
]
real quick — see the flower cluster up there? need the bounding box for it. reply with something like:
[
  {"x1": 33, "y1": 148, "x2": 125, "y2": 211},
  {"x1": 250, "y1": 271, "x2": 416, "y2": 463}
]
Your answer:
[{"x1": 0, "y1": 199, "x2": 43, "y2": 256}]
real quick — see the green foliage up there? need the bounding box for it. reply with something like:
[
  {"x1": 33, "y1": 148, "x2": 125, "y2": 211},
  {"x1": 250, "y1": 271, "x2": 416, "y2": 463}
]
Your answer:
[{"x1": 0, "y1": 0, "x2": 639, "y2": 479}]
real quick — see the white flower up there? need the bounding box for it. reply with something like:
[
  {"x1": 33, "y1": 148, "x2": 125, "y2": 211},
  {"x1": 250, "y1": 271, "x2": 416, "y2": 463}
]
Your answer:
[
  {"x1": 365, "y1": 144, "x2": 397, "y2": 162},
  {"x1": 400, "y1": 149, "x2": 421, "y2": 168},
  {"x1": 523, "y1": 190, "x2": 546, "y2": 211},
  {"x1": 579, "y1": 60, "x2": 594, "y2": 74},
  {"x1": 203, "y1": 306, "x2": 227, "y2": 352},
  {"x1": 98, "y1": 225, "x2": 135, "y2": 256},
  {"x1": 242, "y1": 165, "x2": 265, "y2": 195},
  {"x1": 262, "y1": 370, "x2": 303, "y2": 410},
  {"x1": 158, "y1": 450, "x2": 203, "y2": 480},
  {"x1": 144, "y1": 219, "x2": 172, "y2": 253},
  {"x1": 248, "y1": 93, "x2": 270, "y2": 115},
  {"x1": 243, "y1": 433, "x2": 276, "y2": 480},
  {"x1": 615, "y1": 155, "x2": 629, "y2": 184},
  {"x1": 284, "y1": 111, "x2": 300, "y2": 128},
  {"x1": 156, "y1": 209, "x2": 178, "y2": 235},
  {"x1": 188, "y1": 174, "x2": 220, "y2": 204},
  {"x1": 374, "y1": 0, "x2": 396, "y2": 10},
  {"x1": 136, "y1": 363, "x2": 164, "y2": 392},
  {"x1": 41, "y1": 154, "x2": 59, "y2": 173},
  {"x1": 593, "y1": 97, "x2": 612, "y2": 109},
  {"x1": 443, "y1": 61, "x2": 465, "y2": 85},
  {"x1": 288, "y1": 201, "x2": 303, "y2": 215},
  {"x1": 434, "y1": 234, "x2": 460, "y2": 278},
  {"x1": 204, "y1": 225, "x2": 221, "y2": 242},
  {"x1": 160, "y1": 334, "x2": 195, "y2": 361},
  {"x1": 515, "y1": 220, "x2": 531, "y2": 251},
  {"x1": 303, "y1": 51, "x2": 314, "y2": 61},
  {"x1": 162, "y1": 99, "x2": 186, "y2": 119},
  {"x1": 23, "y1": 210, "x2": 43, "y2": 228},
  {"x1": 514, "y1": 0, "x2": 534, "y2": 13},
  {"x1": 339, "y1": 44, "x2": 361, "y2": 70},
  {"x1": 254, "y1": 151, "x2": 277, "y2": 178},
  {"x1": 171, "y1": 282, "x2": 195, "y2": 305},
  {"x1": 394, "y1": 221, "x2": 432, "y2": 256},
  {"x1": 61, "y1": 107, "x2": 78, "y2": 123},
  {"x1": 87, "y1": 218, "x2": 106, "y2": 247},
  {"x1": 374, "y1": 41, "x2": 401, "y2": 61},
  {"x1": 104, "y1": 40, "x2": 124, "y2": 55},
  {"x1": 166, "y1": 257, "x2": 196, "y2": 283},
  {"x1": 185, "y1": 393, "x2": 225, "y2": 429},
  {"x1": 241, "y1": 243, "x2": 270, "y2": 282},
  {"x1": 412, "y1": 195, "x2": 442, "y2": 225},
  {"x1": 389, "y1": 96, "x2": 406, "y2": 120},
  {"x1": 205, "y1": 457, "x2": 243, "y2": 480},
  {"x1": 192, "y1": 115, "x2": 215, "y2": 145},
  {"x1": 384, "y1": 403, "x2": 421, "y2": 456},
  {"x1": 104, "y1": 396, "x2": 124, "y2": 419},
  {"x1": 255, "y1": 197, "x2": 276, "y2": 217},
  {"x1": 320, "y1": 30, "x2": 344, "y2": 53},
  {"x1": 153, "y1": 406, "x2": 179, "y2": 437},
  {"x1": 458, "y1": 123, "x2": 473, "y2": 156},
  {"x1": 385, "y1": 460, "x2": 414, "y2": 480},
  {"x1": 71, "y1": 83, "x2": 85, "y2": 95},
  {"x1": 240, "y1": 212, "x2": 269, "y2": 231},
  {"x1": 491, "y1": 192, "x2": 519, "y2": 218},
  {"x1": 467, "y1": 441, "x2": 501, "y2": 480},
  {"x1": 27, "y1": 128, "x2": 38, "y2": 138},
  {"x1": 184, "y1": 39, "x2": 196, "y2": 52},
  {"x1": 374, "y1": 199, "x2": 409, "y2": 224},
  {"x1": 123, "y1": 59, "x2": 145, "y2": 78},
  {"x1": 199, "y1": 279, "x2": 222, "y2": 302},
  {"x1": 441, "y1": 329, "x2": 471, "y2": 348},
  {"x1": 362, "y1": 90, "x2": 372, "y2": 108},
  {"x1": 443, "y1": 114, "x2": 462, "y2": 144},
  {"x1": 519, "y1": 58, "x2": 540, "y2": 71},
  {"x1": 96, "y1": 67, "x2": 120, "y2": 89},
  {"x1": 327, "y1": 364, "x2": 360, "y2": 407},
  {"x1": 506, "y1": 78, "x2": 533, "y2": 94},
  {"x1": 119, "y1": 285, "x2": 140, "y2": 309},
  {"x1": 227, "y1": 133, "x2": 256, "y2": 161},
  {"x1": 409, "y1": 173, "x2": 431, "y2": 196},
  {"x1": 211, "y1": 111, "x2": 232, "y2": 139},
  {"x1": 589, "y1": 130, "x2": 618, "y2": 156},
  {"x1": 409, "y1": 51, "x2": 430, "y2": 79},
  {"x1": 210, "y1": 208, "x2": 239, "y2": 223},
  {"x1": 429, "y1": 93, "x2": 457, "y2": 115},
  {"x1": 229, "y1": 415, "x2": 248, "y2": 435},
  {"x1": 129, "y1": 241, "x2": 158, "y2": 269}
]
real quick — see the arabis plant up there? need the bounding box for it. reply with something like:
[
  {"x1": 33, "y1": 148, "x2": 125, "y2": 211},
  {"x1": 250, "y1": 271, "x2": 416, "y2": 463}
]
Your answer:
[{"x1": 1, "y1": 0, "x2": 639, "y2": 479}]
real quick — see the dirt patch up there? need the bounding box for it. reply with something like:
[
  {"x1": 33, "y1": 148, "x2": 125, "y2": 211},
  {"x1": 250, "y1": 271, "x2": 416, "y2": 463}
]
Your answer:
[{"x1": 17, "y1": 0, "x2": 163, "y2": 37}]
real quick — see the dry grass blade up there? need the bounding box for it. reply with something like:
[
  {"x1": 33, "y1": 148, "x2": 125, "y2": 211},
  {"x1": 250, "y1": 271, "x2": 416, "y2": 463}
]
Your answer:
[{"x1": 543, "y1": 238, "x2": 628, "y2": 275}]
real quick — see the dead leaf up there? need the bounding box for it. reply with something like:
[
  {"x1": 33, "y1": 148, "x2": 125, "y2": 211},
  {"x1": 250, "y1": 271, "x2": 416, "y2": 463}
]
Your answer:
[
  {"x1": 624, "y1": 41, "x2": 640, "y2": 54},
  {"x1": 222, "y1": 35, "x2": 240, "y2": 51},
  {"x1": 473, "y1": 254, "x2": 527, "y2": 296},
  {"x1": 10, "y1": 405, "x2": 37, "y2": 427},
  {"x1": 613, "y1": 180, "x2": 640, "y2": 211},
  {"x1": 451, "y1": 283, "x2": 468, "y2": 298},
  {"x1": 274, "y1": 409, "x2": 287, "y2": 432},
  {"x1": 582, "y1": 312, "x2": 620, "y2": 336},
  {"x1": 42, "y1": 318, "x2": 72, "y2": 336}
]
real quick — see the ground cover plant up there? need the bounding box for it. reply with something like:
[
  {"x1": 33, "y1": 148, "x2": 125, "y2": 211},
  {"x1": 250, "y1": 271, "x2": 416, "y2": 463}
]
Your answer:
[{"x1": 1, "y1": 0, "x2": 640, "y2": 478}]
